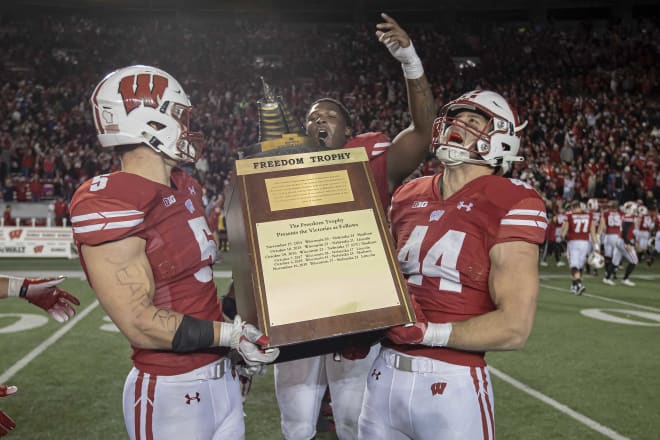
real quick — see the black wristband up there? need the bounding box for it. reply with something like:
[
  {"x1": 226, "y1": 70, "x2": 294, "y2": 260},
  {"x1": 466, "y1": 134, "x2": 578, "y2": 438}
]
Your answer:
[{"x1": 171, "y1": 315, "x2": 214, "y2": 353}]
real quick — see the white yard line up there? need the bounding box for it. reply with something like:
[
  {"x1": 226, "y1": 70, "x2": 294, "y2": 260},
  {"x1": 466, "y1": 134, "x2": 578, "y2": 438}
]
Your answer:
[
  {"x1": 0, "y1": 300, "x2": 99, "y2": 383},
  {"x1": 489, "y1": 367, "x2": 630, "y2": 440},
  {"x1": 540, "y1": 283, "x2": 660, "y2": 313}
]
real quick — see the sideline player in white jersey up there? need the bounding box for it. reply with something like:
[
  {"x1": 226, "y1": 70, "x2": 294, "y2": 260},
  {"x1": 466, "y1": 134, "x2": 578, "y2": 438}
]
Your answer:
[
  {"x1": 274, "y1": 14, "x2": 436, "y2": 440},
  {"x1": 358, "y1": 89, "x2": 546, "y2": 439},
  {"x1": 71, "y1": 65, "x2": 278, "y2": 440},
  {"x1": 560, "y1": 200, "x2": 598, "y2": 295}
]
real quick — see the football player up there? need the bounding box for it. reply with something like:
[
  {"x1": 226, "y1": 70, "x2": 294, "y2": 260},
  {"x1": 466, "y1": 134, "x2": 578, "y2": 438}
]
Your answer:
[
  {"x1": 70, "y1": 65, "x2": 278, "y2": 440},
  {"x1": 560, "y1": 199, "x2": 598, "y2": 295},
  {"x1": 274, "y1": 14, "x2": 436, "y2": 440},
  {"x1": 1, "y1": 275, "x2": 80, "y2": 437},
  {"x1": 636, "y1": 204, "x2": 655, "y2": 264},
  {"x1": 358, "y1": 90, "x2": 546, "y2": 439},
  {"x1": 600, "y1": 199, "x2": 623, "y2": 285},
  {"x1": 613, "y1": 201, "x2": 640, "y2": 286}
]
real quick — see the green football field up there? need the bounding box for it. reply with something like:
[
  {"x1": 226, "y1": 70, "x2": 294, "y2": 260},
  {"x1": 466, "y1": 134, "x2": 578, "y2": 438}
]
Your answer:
[{"x1": 1, "y1": 255, "x2": 659, "y2": 439}]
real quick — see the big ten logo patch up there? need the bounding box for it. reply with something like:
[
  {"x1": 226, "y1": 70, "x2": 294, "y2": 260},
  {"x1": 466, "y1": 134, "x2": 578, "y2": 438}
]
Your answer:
[{"x1": 431, "y1": 382, "x2": 447, "y2": 396}]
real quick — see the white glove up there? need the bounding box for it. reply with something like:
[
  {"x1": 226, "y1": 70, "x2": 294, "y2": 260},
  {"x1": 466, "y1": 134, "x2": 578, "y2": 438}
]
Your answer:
[{"x1": 219, "y1": 315, "x2": 279, "y2": 366}]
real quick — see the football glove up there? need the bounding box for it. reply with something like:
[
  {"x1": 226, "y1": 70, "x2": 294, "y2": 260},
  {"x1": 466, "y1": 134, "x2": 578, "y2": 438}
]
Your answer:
[
  {"x1": 386, "y1": 296, "x2": 453, "y2": 347},
  {"x1": 219, "y1": 315, "x2": 279, "y2": 366},
  {"x1": 0, "y1": 385, "x2": 17, "y2": 437},
  {"x1": 8, "y1": 276, "x2": 80, "y2": 323}
]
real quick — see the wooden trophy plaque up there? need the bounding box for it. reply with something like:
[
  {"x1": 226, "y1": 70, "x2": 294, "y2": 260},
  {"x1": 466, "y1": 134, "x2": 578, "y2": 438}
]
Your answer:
[{"x1": 225, "y1": 147, "x2": 414, "y2": 361}]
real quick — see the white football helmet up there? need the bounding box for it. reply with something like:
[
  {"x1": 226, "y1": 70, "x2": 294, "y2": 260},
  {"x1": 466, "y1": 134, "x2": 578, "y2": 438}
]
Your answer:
[
  {"x1": 90, "y1": 65, "x2": 204, "y2": 163},
  {"x1": 622, "y1": 201, "x2": 638, "y2": 216},
  {"x1": 432, "y1": 89, "x2": 527, "y2": 174},
  {"x1": 587, "y1": 198, "x2": 599, "y2": 211},
  {"x1": 587, "y1": 251, "x2": 605, "y2": 269},
  {"x1": 638, "y1": 205, "x2": 648, "y2": 216}
]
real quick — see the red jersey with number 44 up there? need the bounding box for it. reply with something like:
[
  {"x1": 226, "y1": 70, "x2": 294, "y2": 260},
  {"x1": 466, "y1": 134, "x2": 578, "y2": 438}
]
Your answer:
[
  {"x1": 565, "y1": 212, "x2": 593, "y2": 241},
  {"x1": 70, "y1": 169, "x2": 225, "y2": 376},
  {"x1": 388, "y1": 174, "x2": 546, "y2": 366}
]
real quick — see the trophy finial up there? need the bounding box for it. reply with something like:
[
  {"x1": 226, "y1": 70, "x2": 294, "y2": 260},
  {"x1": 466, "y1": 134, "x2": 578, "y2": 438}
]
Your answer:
[{"x1": 260, "y1": 76, "x2": 275, "y2": 103}]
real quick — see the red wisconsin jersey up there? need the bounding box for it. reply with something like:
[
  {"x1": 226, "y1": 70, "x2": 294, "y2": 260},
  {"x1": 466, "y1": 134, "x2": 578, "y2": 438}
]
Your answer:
[
  {"x1": 591, "y1": 211, "x2": 601, "y2": 227},
  {"x1": 345, "y1": 132, "x2": 390, "y2": 208},
  {"x1": 388, "y1": 174, "x2": 546, "y2": 366},
  {"x1": 565, "y1": 212, "x2": 593, "y2": 241},
  {"x1": 639, "y1": 214, "x2": 655, "y2": 232},
  {"x1": 70, "y1": 169, "x2": 225, "y2": 376},
  {"x1": 602, "y1": 209, "x2": 623, "y2": 235},
  {"x1": 621, "y1": 215, "x2": 636, "y2": 242}
]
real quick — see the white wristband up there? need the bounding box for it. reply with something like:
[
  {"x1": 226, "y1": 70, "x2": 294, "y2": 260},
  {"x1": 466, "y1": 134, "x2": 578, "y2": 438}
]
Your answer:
[
  {"x1": 7, "y1": 276, "x2": 24, "y2": 297},
  {"x1": 218, "y1": 322, "x2": 234, "y2": 347},
  {"x1": 422, "y1": 322, "x2": 453, "y2": 347},
  {"x1": 402, "y1": 58, "x2": 424, "y2": 80}
]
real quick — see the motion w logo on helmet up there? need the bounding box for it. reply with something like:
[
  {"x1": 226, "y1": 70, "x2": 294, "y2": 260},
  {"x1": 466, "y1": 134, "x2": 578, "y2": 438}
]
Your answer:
[{"x1": 118, "y1": 74, "x2": 168, "y2": 114}]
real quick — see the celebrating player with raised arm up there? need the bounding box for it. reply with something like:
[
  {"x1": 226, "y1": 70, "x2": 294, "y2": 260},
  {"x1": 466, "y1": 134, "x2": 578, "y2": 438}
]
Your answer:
[
  {"x1": 275, "y1": 14, "x2": 436, "y2": 440},
  {"x1": 70, "y1": 66, "x2": 278, "y2": 440},
  {"x1": 358, "y1": 90, "x2": 546, "y2": 439},
  {"x1": 1, "y1": 275, "x2": 80, "y2": 437}
]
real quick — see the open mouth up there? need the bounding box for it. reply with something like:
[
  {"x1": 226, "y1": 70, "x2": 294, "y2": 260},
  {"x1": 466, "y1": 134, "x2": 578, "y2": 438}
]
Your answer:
[
  {"x1": 318, "y1": 129, "x2": 329, "y2": 146},
  {"x1": 448, "y1": 132, "x2": 464, "y2": 145}
]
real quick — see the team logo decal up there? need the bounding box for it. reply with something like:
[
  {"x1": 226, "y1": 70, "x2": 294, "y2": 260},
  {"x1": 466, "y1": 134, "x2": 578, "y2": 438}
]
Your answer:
[
  {"x1": 185, "y1": 199, "x2": 195, "y2": 213},
  {"x1": 457, "y1": 201, "x2": 473, "y2": 212},
  {"x1": 371, "y1": 369, "x2": 381, "y2": 380},
  {"x1": 162, "y1": 195, "x2": 176, "y2": 207},
  {"x1": 431, "y1": 382, "x2": 447, "y2": 396},
  {"x1": 118, "y1": 73, "x2": 168, "y2": 114},
  {"x1": 185, "y1": 392, "x2": 201, "y2": 405},
  {"x1": 429, "y1": 210, "x2": 445, "y2": 222}
]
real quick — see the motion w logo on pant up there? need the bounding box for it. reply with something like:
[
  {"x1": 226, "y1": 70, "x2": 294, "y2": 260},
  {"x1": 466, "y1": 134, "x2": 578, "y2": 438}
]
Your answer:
[{"x1": 431, "y1": 382, "x2": 447, "y2": 396}]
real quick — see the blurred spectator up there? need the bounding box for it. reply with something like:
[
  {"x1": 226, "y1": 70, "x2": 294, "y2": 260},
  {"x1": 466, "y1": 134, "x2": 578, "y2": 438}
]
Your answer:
[
  {"x1": 53, "y1": 196, "x2": 69, "y2": 226},
  {"x1": 3, "y1": 205, "x2": 14, "y2": 227}
]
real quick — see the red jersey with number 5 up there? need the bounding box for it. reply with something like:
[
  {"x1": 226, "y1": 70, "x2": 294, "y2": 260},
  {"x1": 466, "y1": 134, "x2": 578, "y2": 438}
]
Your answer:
[
  {"x1": 387, "y1": 174, "x2": 546, "y2": 366},
  {"x1": 565, "y1": 212, "x2": 593, "y2": 241},
  {"x1": 70, "y1": 169, "x2": 225, "y2": 375}
]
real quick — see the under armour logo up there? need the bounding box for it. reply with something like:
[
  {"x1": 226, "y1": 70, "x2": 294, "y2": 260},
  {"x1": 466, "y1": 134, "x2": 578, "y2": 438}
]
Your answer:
[
  {"x1": 431, "y1": 382, "x2": 447, "y2": 396},
  {"x1": 188, "y1": 186, "x2": 196, "y2": 195},
  {"x1": 371, "y1": 369, "x2": 381, "y2": 380},
  {"x1": 457, "y1": 201, "x2": 473, "y2": 211},
  {"x1": 185, "y1": 392, "x2": 200, "y2": 405}
]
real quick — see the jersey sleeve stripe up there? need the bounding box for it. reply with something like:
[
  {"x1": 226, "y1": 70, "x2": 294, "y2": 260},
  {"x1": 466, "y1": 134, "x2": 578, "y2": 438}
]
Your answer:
[
  {"x1": 71, "y1": 213, "x2": 104, "y2": 223},
  {"x1": 505, "y1": 209, "x2": 548, "y2": 220},
  {"x1": 73, "y1": 224, "x2": 105, "y2": 233},
  {"x1": 71, "y1": 210, "x2": 144, "y2": 225},
  {"x1": 104, "y1": 219, "x2": 145, "y2": 230},
  {"x1": 500, "y1": 219, "x2": 548, "y2": 230},
  {"x1": 73, "y1": 218, "x2": 144, "y2": 234}
]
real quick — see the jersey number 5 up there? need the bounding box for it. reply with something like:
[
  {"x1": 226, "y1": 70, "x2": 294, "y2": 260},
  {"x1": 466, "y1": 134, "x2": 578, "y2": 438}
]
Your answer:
[
  {"x1": 397, "y1": 225, "x2": 466, "y2": 293},
  {"x1": 188, "y1": 216, "x2": 217, "y2": 283}
]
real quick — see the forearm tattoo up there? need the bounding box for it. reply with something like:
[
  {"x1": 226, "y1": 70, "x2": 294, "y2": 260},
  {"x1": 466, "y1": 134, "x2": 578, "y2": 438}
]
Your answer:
[{"x1": 152, "y1": 309, "x2": 181, "y2": 334}]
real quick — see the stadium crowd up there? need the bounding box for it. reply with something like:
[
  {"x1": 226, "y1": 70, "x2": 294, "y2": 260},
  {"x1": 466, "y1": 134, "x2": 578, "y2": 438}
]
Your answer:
[{"x1": 0, "y1": 12, "x2": 658, "y2": 214}]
